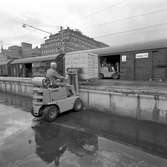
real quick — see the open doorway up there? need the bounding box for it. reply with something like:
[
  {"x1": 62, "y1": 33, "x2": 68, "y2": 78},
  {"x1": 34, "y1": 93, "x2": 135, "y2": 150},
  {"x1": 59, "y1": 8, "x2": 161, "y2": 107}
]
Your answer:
[
  {"x1": 25, "y1": 63, "x2": 32, "y2": 77},
  {"x1": 99, "y1": 55, "x2": 120, "y2": 79}
]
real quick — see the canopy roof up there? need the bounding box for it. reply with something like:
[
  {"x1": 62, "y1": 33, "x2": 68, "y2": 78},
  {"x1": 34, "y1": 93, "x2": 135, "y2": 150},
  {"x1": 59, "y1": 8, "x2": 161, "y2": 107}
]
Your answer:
[
  {"x1": 67, "y1": 39, "x2": 167, "y2": 56},
  {"x1": 11, "y1": 54, "x2": 59, "y2": 64}
]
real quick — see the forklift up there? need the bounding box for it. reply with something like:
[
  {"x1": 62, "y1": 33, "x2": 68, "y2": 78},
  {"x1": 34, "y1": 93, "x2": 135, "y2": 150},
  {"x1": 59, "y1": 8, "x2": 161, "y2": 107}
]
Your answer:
[{"x1": 31, "y1": 68, "x2": 83, "y2": 122}]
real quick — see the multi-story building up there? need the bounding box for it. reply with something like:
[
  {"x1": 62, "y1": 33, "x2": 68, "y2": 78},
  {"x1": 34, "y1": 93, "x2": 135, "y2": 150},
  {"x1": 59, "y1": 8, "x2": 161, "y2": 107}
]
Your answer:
[
  {"x1": 32, "y1": 46, "x2": 41, "y2": 57},
  {"x1": 41, "y1": 27, "x2": 109, "y2": 56},
  {"x1": 0, "y1": 48, "x2": 8, "y2": 63},
  {"x1": 0, "y1": 47, "x2": 11, "y2": 76},
  {"x1": 21, "y1": 42, "x2": 32, "y2": 58},
  {"x1": 2, "y1": 42, "x2": 41, "y2": 59},
  {"x1": 5, "y1": 45, "x2": 22, "y2": 59}
]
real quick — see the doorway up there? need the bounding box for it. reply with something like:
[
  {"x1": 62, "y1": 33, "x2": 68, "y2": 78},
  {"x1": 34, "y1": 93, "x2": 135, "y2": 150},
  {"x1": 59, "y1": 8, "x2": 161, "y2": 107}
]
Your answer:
[
  {"x1": 99, "y1": 55, "x2": 120, "y2": 79},
  {"x1": 25, "y1": 63, "x2": 32, "y2": 77}
]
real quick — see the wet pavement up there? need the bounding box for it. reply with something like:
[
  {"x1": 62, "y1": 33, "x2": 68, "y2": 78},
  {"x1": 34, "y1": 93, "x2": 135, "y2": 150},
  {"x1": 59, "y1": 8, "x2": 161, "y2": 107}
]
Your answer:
[{"x1": 0, "y1": 92, "x2": 167, "y2": 167}]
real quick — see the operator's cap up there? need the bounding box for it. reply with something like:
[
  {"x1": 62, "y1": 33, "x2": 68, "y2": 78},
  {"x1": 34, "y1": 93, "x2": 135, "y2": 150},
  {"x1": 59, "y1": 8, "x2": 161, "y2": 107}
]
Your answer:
[{"x1": 50, "y1": 62, "x2": 57, "y2": 69}]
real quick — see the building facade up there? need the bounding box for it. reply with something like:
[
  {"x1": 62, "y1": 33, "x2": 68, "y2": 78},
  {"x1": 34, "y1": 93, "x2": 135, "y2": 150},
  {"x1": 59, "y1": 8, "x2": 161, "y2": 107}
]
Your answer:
[
  {"x1": 64, "y1": 40, "x2": 167, "y2": 81},
  {"x1": 0, "y1": 48, "x2": 8, "y2": 63},
  {"x1": 41, "y1": 27, "x2": 108, "y2": 56},
  {"x1": 32, "y1": 46, "x2": 41, "y2": 57},
  {"x1": 21, "y1": 42, "x2": 32, "y2": 58},
  {"x1": 2, "y1": 42, "x2": 41, "y2": 60},
  {"x1": 2, "y1": 39, "x2": 167, "y2": 81},
  {"x1": 5, "y1": 45, "x2": 22, "y2": 59}
]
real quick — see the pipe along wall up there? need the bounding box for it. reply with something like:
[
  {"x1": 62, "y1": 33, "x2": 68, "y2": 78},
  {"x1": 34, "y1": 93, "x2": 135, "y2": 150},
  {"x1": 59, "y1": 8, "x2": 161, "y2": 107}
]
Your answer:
[{"x1": 0, "y1": 77, "x2": 167, "y2": 125}]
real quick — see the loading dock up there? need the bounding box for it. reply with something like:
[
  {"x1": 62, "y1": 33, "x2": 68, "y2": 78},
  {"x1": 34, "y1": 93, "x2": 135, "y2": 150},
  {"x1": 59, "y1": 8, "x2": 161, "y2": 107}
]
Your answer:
[
  {"x1": 88, "y1": 40, "x2": 167, "y2": 81},
  {"x1": 6, "y1": 40, "x2": 167, "y2": 81},
  {"x1": 65, "y1": 40, "x2": 167, "y2": 81}
]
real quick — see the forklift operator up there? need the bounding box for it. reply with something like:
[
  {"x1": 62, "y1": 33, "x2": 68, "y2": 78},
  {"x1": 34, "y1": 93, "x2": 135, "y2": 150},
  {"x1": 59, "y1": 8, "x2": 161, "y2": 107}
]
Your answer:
[
  {"x1": 46, "y1": 62, "x2": 65, "y2": 82},
  {"x1": 46, "y1": 62, "x2": 73, "y2": 96}
]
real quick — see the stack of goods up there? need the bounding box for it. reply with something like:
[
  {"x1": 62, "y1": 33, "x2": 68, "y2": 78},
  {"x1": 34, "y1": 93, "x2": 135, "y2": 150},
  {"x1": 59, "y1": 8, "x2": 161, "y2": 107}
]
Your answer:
[{"x1": 65, "y1": 52, "x2": 98, "y2": 80}]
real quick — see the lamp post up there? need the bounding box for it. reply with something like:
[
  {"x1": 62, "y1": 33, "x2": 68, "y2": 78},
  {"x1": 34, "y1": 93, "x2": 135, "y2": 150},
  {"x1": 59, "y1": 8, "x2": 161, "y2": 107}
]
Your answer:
[
  {"x1": 22, "y1": 24, "x2": 52, "y2": 35},
  {"x1": 22, "y1": 24, "x2": 65, "y2": 54}
]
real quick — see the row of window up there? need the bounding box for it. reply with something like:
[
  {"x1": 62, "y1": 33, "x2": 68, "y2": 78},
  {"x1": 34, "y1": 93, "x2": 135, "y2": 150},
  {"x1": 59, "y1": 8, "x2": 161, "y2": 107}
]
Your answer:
[
  {"x1": 42, "y1": 41, "x2": 62, "y2": 49},
  {"x1": 70, "y1": 34, "x2": 104, "y2": 47},
  {"x1": 42, "y1": 48, "x2": 59, "y2": 55},
  {"x1": 68, "y1": 40, "x2": 95, "y2": 49}
]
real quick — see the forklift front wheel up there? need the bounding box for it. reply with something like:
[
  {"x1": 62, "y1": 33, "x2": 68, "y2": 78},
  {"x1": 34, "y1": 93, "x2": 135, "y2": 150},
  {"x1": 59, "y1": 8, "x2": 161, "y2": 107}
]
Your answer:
[
  {"x1": 43, "y1": 105, "x2": 59, "y2": 122},
  {"x1": 73, "y1": 98, "x2": 83, "y2": 112},
  {"x1": 112, "y1": 73, "x2": 119, "y2": 80}
]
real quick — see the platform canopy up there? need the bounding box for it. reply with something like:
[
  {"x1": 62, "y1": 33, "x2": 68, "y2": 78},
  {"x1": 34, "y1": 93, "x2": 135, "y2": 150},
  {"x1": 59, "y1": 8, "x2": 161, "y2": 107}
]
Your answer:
[
  {"x1": 66, "y1": 39, "x2": 167, "y2": 56},
  {"x1": 11, "y1": 54, "x2": 60, "y2": 64},
  {"x1": 0, "y1": 60, "x2": 12, "y2": 65}
]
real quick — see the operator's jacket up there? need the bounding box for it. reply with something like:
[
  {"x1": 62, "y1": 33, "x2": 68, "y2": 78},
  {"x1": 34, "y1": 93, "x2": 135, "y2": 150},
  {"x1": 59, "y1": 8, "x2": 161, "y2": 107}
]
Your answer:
[
  {"x1": 46, "y1": 68, "x2": 64, "y2": 82},
  {"x1": 46, "y1": 68, "x2": 72, "y2": 95}
]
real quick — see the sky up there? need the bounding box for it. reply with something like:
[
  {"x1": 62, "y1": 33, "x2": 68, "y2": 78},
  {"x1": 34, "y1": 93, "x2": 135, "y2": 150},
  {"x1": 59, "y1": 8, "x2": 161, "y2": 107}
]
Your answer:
[{"x1": 1, "y1": 0, "x2": 167, "y2": 48}]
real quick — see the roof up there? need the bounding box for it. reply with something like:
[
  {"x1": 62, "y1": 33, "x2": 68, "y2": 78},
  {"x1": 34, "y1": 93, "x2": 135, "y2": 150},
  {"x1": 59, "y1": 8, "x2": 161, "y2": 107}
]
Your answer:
[
  {"x1": 0, "y1": 60, "x2": 13, "y2": 65},
  {"x1": 11, "y1": 54, "x2": 59, "y2": 64},
  {"x1": 66, "y1": 39, "x2": 167, "y2": 56}
]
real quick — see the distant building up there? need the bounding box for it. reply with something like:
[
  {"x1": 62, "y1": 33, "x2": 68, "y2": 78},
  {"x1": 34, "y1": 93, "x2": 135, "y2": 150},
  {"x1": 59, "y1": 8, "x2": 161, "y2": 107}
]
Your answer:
[
  {"x1": 41, "y1": 27, "x2": 109, "y2": 56},
  {"x1": 0, "y1": 47, "x2": 8, "y2": 64},
  {"x1": 0, "y1": 47, "x2": 10, "y2": 76},
  {"x1": 5, "y1": 45, "x2": 22, "y2": 59},
  {"x1": 32, "y1": 46, "x2": 41, "y2": 57},
  {"x1": 21, "y1": 42, "x2": 32, "y2": 58},
  {"x1": 2, "y1": 42, "x2": 41, "y2": 59}
]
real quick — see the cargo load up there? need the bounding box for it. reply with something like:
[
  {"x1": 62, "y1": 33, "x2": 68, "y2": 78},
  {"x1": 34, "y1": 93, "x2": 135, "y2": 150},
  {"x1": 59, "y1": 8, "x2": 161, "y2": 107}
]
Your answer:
[{"x1": 65, "y1": 52, "x2": 98, "y2": 80}]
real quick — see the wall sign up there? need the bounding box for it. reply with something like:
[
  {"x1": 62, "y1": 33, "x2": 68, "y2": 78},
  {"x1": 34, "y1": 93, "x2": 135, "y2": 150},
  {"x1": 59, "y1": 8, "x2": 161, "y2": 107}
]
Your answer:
[
  {"x1": 121, "y1": 55, "x2": 127, "y2": 62},
  {"x1": 136, "y1": 52, "x2": 148, "y2": 59}
]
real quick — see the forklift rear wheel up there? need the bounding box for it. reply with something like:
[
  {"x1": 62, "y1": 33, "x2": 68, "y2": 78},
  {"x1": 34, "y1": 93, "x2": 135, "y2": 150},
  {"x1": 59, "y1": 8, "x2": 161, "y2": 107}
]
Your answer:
[
  {"x1": 73, "y1": 98, "x2": 83, "y2": 112},
  {"x1": 43, "y1": 105, "x2": 59, "y2": 122}
]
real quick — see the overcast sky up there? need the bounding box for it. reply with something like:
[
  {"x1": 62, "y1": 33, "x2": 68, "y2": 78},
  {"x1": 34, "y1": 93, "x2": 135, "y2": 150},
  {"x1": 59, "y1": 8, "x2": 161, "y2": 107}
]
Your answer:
[{"x1": 1, "y1": 0, "x2": 167, "y2": 48}]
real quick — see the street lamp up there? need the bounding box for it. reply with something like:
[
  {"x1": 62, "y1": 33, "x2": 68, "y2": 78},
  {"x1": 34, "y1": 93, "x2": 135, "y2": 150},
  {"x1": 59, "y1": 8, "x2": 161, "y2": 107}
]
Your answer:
[
  {"x1": 22, "y1": 24, "x2": 52, "y2": 35},
  {"x1": 22, "y1": 24, "x2": 65, "y2": 54}
]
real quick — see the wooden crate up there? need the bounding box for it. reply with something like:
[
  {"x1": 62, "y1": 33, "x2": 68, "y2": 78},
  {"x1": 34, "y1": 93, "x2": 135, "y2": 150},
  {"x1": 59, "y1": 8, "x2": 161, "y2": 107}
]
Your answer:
[{"x1": 65, "y1": 52, "x2": 98, "y2": 80}]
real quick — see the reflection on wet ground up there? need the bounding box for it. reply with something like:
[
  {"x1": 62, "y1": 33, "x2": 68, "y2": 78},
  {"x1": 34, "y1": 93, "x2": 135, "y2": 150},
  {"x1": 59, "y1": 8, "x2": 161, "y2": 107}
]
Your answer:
[
  {"x1": 0, "y1": 92, "x2": 32, "y2": 112},
  {"x1": 0, "y1": 92, "x2": 167, "y2": 167},
  {"x1": 55, "y1": 110, "x2": 167, "y2": 159},
  {"x1": 33, "y1": 122, "x2": 98, "y2": 167},
  {"x1": 0, "y1": 120, "x2": 167, "y2": 167}
]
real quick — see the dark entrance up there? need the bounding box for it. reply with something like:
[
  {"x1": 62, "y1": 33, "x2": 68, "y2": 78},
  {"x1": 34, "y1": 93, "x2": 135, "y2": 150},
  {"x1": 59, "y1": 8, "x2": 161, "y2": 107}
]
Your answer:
[
  {"x1": 25, "y1": 63, "x2": 32, "y2": 77},
  {"x1": 99, "y1": 55, "x2": 120, "y2": 79}
]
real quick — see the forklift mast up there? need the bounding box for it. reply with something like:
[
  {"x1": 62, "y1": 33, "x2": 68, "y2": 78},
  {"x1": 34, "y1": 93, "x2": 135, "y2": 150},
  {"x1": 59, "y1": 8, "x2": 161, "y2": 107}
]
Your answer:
[{"x1": 67, "y1": 68, "x2": 80, "y2": 95}]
